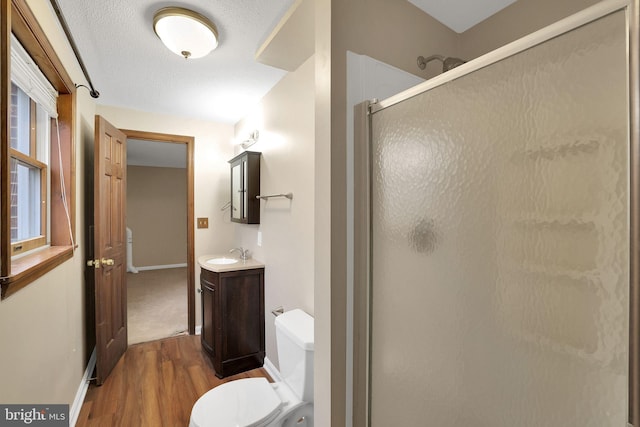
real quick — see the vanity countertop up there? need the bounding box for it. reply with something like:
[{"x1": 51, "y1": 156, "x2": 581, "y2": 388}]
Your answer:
[{"x1": 198, "y1": 254, "x2": 265, "y2": 273}]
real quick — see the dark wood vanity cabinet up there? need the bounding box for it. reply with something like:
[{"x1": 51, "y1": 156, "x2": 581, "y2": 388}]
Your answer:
[
  {"x1": 229, "y1": 151, "x2": 261, "y2": 224},
  {"x1": 200, "y1": 267, "x2": 265, "y2": 378}
]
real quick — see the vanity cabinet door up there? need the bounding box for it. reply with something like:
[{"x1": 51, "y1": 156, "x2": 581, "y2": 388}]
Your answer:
[
  {"x1": 218, "y1": 269, "x2": 265, "y2": 376},
  {"x1": 228, "y1": 151, "x2": 261, "y2": 224},
  {"x1": 200, "y1": 271, "x2": 217, "y2": 356},
  {"x1": 200, "y1": 267, "x2": 265, "y2": 378}
]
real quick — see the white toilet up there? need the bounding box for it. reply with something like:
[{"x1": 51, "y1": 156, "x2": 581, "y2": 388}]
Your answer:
[{"x1": 190, "y1": 309, "x2": 314, "y2": 427}]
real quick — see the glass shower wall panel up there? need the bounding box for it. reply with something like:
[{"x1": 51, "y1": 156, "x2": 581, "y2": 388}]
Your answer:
[{"x1": 369, "y1": 11, "x2": 628, "y2": 427}]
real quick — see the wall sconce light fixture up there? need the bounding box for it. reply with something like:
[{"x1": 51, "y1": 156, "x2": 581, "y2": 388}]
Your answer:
[{"x1": 241, "y1": 131, "x2": 259, "y2": 149}]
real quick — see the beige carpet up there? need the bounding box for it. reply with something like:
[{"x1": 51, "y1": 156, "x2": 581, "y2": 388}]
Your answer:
[{"x1": 127, "y1": 267, "x2": 188, "y2": 345}]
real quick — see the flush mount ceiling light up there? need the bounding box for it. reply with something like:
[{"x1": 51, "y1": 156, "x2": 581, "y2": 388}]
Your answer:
[{"x1": 153, "y1": 7, "x2": 219, "y2": 59}]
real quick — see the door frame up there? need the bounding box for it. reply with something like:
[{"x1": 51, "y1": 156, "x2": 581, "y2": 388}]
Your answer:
[{"x1": 121, "y1": 129, "x2": 196, "y2": 334}]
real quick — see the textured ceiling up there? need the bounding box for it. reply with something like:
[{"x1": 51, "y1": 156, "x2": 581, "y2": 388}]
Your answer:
[
  {"x1": 408, "y1": 0, "x2": 518, "y2": 33},
  {"x1": 56, "y1": 0, "x2": 294, "y2": 124},
  {"x1": 54, "y1": 0, "x2": 516, "y2": 125}
]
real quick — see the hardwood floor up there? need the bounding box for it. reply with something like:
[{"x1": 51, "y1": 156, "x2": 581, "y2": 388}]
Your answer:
[{"x1": 76, "y1": 335, "x2": 271, "y2": 426}]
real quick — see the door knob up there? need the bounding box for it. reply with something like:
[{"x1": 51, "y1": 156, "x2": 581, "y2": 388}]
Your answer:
[
  {"x1": 87, "y1": 259, "x2": 101, "y2": 269},
  {"x1": 101, "y1": 258, "x2": 114, "y2": 266}
]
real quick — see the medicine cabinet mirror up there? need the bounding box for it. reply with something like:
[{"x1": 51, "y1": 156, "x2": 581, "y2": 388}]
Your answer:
[{"x1": 229, "y1": 151, "x2": 261, "y2": 224}]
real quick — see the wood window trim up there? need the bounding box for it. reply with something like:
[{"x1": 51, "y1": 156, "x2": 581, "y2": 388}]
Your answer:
[
  {"x1": 1, "y1": 0, "x2": 76, "y2": 300},
  {"x1": 2, "y1": 246, "x2": 74, "y2": 298},
  {"x1": 11, "y1": 236, "x2": 46, "y2": 255}
]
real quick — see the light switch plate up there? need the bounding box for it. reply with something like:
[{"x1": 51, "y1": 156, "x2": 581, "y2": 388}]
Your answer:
[{"x1": 197, "y1": 217, "x2": 209, "y2": 229}]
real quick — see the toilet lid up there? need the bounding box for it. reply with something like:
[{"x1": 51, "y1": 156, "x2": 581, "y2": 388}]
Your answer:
[{"x1": 190, "y1": 378, "x2": 283, "y2": 427}]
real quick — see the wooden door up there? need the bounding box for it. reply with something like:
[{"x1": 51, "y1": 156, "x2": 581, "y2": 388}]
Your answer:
[{"x1": 92, "y1": 115, "x2": 127, "y2": 385}]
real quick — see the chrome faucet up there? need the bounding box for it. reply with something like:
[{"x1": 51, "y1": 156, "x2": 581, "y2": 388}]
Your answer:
[{"x1": 230, "y1": 247, "x2": 250, "y2": 260}]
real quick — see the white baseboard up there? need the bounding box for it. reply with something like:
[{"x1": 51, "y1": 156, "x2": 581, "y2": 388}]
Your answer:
[
  {"x1": 263, "y1": 357, "x2": 282, "y2": 382},
  {"x1": 136, "y1": 263, "x2": 187, "y2": 271},
  {"x1": 70, "y1": 347, "x2": 96, "y2": 427}
]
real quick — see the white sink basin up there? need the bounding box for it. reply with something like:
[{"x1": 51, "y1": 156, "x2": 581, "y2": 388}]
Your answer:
[
  {"x1": 206, "y1": 257, "x2": 238, "y2": 265},
  {"x1": 199, "y1": 254, "x2": 263, "y2": 272}
]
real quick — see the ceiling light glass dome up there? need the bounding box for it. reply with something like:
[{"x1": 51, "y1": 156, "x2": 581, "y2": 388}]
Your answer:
[{"x1": 153, "y1": 7, "x2": 219, "y2": 59}]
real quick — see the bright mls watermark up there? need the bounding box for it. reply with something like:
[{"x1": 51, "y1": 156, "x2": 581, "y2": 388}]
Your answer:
[{"x1": 0, "y1": 405, "x2": 68, "y2": 426}]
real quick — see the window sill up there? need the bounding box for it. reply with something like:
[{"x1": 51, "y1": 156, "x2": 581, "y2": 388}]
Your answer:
[{"x1": 1, "y1": 245, "x2": 74, "y2": 300}]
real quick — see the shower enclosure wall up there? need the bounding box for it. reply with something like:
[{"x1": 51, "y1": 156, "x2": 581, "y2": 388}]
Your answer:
[{"x1": 353, "y1": 1, "x2": 639, "y2": 426}]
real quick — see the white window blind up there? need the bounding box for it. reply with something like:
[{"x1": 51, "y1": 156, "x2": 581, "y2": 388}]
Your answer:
[{"x1": 10, "y1": 34, "x2": 58, "y2": 118}]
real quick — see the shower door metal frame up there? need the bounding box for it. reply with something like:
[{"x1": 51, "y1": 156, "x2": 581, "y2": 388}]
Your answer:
[{"x1": 352, "y1": 0, "x2": 640, "y2": 425}]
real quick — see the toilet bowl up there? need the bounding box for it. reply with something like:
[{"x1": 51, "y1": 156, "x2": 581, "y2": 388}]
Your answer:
[{"x1": 190, "y1": 309, "x2": 314, "y2": 427}]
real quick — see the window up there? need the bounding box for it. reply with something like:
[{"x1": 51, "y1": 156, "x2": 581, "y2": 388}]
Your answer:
[
  {"x1": 10, "y1": 82, "x2": 50, "y2": 255},
  {"x1": 1, "y1": 0, "x2": 76, "y2": 299},
  {"x1": 9, "y1": 32, "x2": 57, "y2": 256}
]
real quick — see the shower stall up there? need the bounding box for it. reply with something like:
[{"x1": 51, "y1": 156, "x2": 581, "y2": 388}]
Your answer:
[{"x1": 353, "y1": 0, "x2": 639, "y2": 425}]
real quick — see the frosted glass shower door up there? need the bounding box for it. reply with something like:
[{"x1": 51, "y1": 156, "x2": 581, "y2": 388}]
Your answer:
[{"x1": 368, "y1": 10, "x2": 629, "y2": 427}]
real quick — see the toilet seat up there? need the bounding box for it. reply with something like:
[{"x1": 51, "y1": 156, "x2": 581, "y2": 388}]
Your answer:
[{"x1": 190, "y1": 378, "x2": 283, "y2": 427}]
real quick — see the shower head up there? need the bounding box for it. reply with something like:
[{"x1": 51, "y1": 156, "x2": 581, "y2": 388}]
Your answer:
[
  {"x1": 442, "y1": 56, "x2": 466, "y2": 71},
  {"x1": 417, "y1": 55, "x2": 466, "y2": 73}
]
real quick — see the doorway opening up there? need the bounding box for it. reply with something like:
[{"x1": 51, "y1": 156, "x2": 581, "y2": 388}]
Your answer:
[{"x1": 122, "y1": 129, "x2": 195, "y2": 343}]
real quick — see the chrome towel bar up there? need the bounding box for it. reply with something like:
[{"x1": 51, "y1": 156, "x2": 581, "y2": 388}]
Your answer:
[{"x1": 256, "y1": 193, "x2": 293, "y2": 200}]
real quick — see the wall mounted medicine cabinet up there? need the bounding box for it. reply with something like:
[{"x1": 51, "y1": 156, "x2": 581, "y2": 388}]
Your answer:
[{"x1": 229, "y1": 151, "x2": 261, "y2": 224}]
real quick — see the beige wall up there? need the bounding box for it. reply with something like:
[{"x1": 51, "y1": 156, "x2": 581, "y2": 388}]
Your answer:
[
  {"x1": 314, "y1": 0, "x2": 332, "y2": 424},
  {"x1": 234, "y1": 55, "x2": 316, "y2": 371},
  {"x1": 96, "y1": 105, "x2": 235, "y2": 327},
  {"x1": 127, "y1": 165, "x2": 187, "y2": 267},
  {"x1": 0, "y1": 0, "x2": 96, "y2": 408},
  {"x1": 460, "y1": 0, "x2": 601, "y2": 60},
  {"x1": 351, "y1": 0, "x2": 460, "y2": 78}
]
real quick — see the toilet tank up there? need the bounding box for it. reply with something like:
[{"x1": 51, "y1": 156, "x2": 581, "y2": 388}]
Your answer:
[{"x1": 275, "y1": 309, "x2": 314, "y2": 402}]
